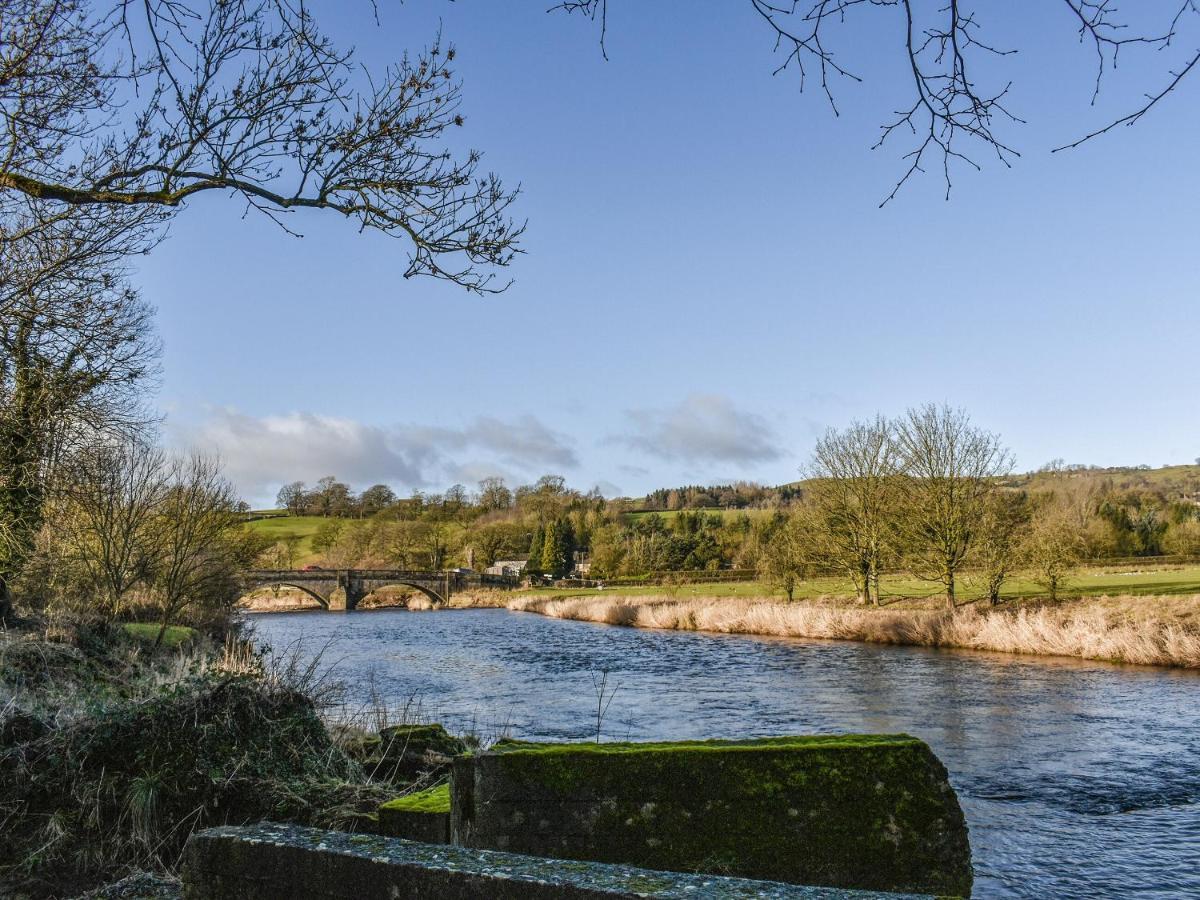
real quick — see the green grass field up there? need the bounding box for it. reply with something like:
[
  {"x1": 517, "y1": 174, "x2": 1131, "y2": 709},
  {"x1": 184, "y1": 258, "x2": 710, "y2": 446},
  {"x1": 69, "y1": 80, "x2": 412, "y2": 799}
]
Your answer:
[
  {"x1": 244, "y1": 515, "x2": 331, "y2": 563},
  {"x1": 519, "y1": 564, "x2": 1200, "y2": 606}
]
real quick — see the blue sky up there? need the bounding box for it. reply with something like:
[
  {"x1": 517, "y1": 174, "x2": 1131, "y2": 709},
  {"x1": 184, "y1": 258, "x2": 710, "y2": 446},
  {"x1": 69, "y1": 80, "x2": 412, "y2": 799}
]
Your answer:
[{"x1": 138, "y1": 2, "x2": 1200, "y2": 506}]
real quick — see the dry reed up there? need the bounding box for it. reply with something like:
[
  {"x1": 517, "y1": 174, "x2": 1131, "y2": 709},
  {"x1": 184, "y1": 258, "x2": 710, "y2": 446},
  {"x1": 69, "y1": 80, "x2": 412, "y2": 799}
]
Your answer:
[{"x1": 505, "y1": 593, "x2": 1200, "y2": 668}]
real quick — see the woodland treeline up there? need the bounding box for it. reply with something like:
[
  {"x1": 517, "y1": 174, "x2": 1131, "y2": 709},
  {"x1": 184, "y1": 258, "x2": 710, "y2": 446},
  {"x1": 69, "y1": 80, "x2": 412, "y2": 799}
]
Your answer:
[{"x1": 270, "y1": 408, "x2": 1200, "y2": 607}]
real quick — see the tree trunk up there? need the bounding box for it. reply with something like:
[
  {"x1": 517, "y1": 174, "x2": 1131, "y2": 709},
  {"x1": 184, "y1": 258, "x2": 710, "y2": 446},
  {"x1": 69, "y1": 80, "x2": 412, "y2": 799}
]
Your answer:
[
  {"x1": 0, "y1": 398, "x2": 49, "y2": 609},
  {"x1": 153, "y1": 616, "x2": 169, "y2": 649},
  {"x1": 945, "y1": 569, "x2": 956, "y2": 610},
  {"x1": 0, "y1": 575, "x2": 13, "y2": 624}
]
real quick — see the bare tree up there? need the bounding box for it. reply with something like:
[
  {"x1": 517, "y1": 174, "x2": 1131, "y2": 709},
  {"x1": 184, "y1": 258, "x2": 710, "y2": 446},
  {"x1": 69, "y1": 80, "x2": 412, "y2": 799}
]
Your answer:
[
  {"x1": 56, "y1": 439, "x2": 169, "y2": 618},
  {"x1": 757, "y1": 513, "x2": 808, "y2": 602},
  {"x1": 1, "y1": 0, "x2": 523, "y2": 292},
  {"x1": 555, "y1": 1, "x2": 1200, "y2": 202},
  {"x1": 359, "y1": 484, "x2": 397, "y2": 517},
  {"x1": 975, "y1": 490, "x2": 1030, "y2": 605},
  {"x1": 893, "y1": 404, "x2": 1012, "y2": 609},
  {"x1": 478, "y1": 476, "x2": 514, "y2": 512},
  {"x1": 275, "y1": 481, "x2": 308, "y2": 516},
  {"x1": 1024, "y1": 499, "x2": 1083, "y2": 602},
  {"x1": 263, "y1": 535, "x2": 301, "y2": 570},
  {"x1": 150, "y1": 454, "x2": 246, "y2": 647},
  {"x1": 803, "y1": 416, "x2": 899, "y2": 605}
]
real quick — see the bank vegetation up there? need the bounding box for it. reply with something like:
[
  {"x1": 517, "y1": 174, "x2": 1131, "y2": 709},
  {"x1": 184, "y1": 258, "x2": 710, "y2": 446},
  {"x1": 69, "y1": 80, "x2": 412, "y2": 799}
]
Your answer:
[{"x1": 507, "y1": 592, "x2": 1200, "y2": 669}]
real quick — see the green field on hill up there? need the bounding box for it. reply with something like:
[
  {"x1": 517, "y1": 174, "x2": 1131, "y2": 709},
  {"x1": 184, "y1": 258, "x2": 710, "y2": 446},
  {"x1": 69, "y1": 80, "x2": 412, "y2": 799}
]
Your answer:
[
  {"x1": 521, "y1": 564, "x2": 1200, "y2": 606},
  {"x1": 244, "y1": 515, "x2": 330, "y2": 563}
]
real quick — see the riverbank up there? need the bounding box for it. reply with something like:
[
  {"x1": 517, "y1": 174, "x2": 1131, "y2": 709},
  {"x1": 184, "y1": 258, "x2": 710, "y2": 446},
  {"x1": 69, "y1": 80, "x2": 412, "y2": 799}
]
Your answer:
[
  {"x1": 506, "y1": 593, "x2": 1200, "y2": 668},
  {"x1": 0, "y1": 621, "x2": 403, "y2": 898}
]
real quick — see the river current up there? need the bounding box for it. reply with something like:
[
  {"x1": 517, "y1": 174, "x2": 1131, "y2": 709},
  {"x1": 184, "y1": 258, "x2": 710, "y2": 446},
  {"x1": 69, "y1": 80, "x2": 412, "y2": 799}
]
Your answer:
[{"x1": 250, "y1": 608, "x2": 1200, "y2": 899}]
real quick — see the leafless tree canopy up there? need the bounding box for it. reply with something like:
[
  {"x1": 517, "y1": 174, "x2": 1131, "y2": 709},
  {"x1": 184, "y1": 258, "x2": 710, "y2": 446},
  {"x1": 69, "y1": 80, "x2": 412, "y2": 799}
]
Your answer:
[
  {"x1": 1, "y1": 0, "x2": 523, "y2": 291},
  {"x1": 804, "y1": 415, "x2": 899, "y2": 605},
  {"x1": 556, "y1": 1, "x2": 1200, "y2": 203},
  {"x1": 894, "y1": 403, "x2": 1013, "y2": 606}
]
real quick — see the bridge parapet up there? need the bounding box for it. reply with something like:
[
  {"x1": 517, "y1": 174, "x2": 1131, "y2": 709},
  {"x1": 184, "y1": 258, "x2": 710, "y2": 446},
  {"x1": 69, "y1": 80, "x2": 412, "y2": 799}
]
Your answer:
[{"x1": 240, "y1": 569, "x2": 519, "y2": 611}]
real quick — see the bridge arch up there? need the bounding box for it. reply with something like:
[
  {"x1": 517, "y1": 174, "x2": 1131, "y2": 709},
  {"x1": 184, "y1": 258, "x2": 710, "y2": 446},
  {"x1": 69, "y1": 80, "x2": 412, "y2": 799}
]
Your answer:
[
  {"x1": 239, "y1": 575, "x2": 333, "y2": 610},
  {"x1": 263, "y1": 582, "x2": 330, "y2": 609},
  {"x1": 356, "y1": 580, "x2": 447, "y2": 608}
]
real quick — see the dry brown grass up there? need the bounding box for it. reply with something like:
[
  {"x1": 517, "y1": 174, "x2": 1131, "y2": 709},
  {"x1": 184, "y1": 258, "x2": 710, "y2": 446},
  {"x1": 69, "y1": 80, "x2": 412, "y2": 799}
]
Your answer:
[
  {"x1": 505, "y1": 593, "x2": 1200, "y2": 668},
  {"x1": 443, "y1": 589, "x2": 508, "y2": 609}
]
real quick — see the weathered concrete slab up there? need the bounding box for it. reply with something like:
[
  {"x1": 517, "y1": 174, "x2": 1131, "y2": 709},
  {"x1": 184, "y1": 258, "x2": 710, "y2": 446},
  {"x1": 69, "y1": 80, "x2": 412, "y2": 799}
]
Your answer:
[
  {"x1": 378, "y1": 784, "x2": 451, "y2": 843},
  {"x1": 180, "y1": 823, "x2": 936, "y2": 899},
  {"x1": 451, "y1": 735, "x2": 972, "y2": 897}
]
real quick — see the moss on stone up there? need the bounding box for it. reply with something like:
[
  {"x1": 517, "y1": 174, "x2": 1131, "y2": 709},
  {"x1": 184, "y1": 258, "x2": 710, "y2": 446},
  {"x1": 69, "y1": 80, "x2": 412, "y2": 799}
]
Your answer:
[
  {"x1": 379, "y1": 783, "x2": 450, "y2": 815},
  {"x1": 368, "y1": 723, "x2": 467, "y2": 783},
  {"x1": 455, "y1": 734, "x2": 972, "y2": 897}
]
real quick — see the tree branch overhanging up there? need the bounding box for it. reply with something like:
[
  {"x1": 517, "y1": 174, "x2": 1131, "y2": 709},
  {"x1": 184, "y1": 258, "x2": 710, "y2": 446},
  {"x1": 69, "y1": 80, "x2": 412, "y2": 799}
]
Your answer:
[
  {"x1": 0, "y1": 1, "x2": 524, "y2": 293},
  {"x1": 553, "y1": 1, "x2": 1200, "y2": 203}
]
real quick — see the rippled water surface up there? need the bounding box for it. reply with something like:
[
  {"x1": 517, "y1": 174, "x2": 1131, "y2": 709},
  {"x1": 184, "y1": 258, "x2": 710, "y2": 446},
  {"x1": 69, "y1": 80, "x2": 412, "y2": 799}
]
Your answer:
[{"x1": 251, "y1": 608, "x2": 1200, "y2": 899}]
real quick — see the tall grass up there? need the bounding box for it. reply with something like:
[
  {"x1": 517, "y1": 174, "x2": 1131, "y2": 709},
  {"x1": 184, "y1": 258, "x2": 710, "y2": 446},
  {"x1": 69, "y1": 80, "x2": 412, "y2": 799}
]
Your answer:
[{"x1": 506, "y1": 594, "x2": 1200, "y2": 668}]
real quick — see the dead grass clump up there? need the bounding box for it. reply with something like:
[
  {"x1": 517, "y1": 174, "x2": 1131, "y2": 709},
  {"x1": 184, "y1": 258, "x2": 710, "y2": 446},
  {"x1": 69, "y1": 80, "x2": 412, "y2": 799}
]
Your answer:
[
  {"x1": 507, "y1": 593, "x2": 1200, "y2": 668},
  {"x1": 0, "y1": 671, "x2": 389, "y2": 897}
]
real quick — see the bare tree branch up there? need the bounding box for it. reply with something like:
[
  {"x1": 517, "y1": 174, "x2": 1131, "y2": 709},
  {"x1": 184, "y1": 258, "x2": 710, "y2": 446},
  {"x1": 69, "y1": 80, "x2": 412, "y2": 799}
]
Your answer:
[
  {"x1": 552, "y1": 1, "x2": 1200, "y2": 202},
  {"x1": 0, "y1": 0, "x2": 524, "y2": 292}
]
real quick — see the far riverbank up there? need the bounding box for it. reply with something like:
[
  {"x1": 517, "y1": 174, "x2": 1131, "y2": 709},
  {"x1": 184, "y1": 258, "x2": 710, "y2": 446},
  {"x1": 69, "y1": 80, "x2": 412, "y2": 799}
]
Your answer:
[{"x1": 505, "y1": 592, "x2": 1200, "y2": 669}]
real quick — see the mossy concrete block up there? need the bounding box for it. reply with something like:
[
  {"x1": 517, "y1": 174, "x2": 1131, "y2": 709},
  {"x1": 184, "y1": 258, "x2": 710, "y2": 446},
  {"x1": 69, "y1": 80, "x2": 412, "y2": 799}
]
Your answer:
[
  {"x1": 450, "y1": 735, "x2": 972, "y2": 898},
  {"x1": 378, "y1": 785, "x2": 451, "y2": 843},
  {"x1": 180, "y1": 822, "x2": 935, "y2": 899},
  {"x1": 371, "y1": 724, "x2": 467, "y2": 782}
]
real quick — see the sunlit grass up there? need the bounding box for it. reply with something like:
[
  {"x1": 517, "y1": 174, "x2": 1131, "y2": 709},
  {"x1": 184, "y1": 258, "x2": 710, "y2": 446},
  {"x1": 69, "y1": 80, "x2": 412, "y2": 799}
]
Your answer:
[
  {"x1": 122, "y1": 623, "x2": 198, "y2": 647},
  {"x1": 520, "y1": 564, "x2": 1200, "y2": 607},
  {"x1": 244, "y1": 515, "x2": 329, "y2": 563}
]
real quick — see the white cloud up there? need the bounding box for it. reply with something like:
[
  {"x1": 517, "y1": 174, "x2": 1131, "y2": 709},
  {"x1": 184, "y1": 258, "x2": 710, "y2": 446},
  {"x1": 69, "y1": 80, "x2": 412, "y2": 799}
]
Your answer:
[
  {"x1": 173, "y1": 408, "x2": 578, "y2": 504},
  {"x1": 614, "y1": 394, "x2": 783, "y2": 465}
]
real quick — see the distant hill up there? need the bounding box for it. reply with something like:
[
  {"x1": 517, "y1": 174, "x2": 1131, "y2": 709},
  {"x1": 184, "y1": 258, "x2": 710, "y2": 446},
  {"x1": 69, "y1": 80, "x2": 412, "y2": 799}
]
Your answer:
[
  {"x1": 632, "y1": 465, "x2": 1200, "y2": 511},
  {"x1": 1009, "y1": 464, "x2": 1200, "y2": 500}
]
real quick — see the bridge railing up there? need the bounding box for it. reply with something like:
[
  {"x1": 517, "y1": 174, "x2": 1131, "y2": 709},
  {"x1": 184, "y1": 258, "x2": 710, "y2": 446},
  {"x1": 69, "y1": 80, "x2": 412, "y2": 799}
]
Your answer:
[{"x1": 241, "y1": 569, "x2": 521, "y2": 590}]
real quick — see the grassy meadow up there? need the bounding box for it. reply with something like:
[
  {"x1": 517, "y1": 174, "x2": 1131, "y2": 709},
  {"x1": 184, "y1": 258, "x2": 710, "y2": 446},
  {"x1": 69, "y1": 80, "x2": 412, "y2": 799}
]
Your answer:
[
  {"x1": 520, "y1": 564, "x2": 1200, "y2": 607},
  {"x1": 244, "y1": 515, "x2": 329, "y2": 564}
]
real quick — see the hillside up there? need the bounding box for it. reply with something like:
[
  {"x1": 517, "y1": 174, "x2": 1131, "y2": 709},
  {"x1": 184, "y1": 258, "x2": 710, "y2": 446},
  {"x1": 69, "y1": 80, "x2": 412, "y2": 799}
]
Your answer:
[{"x1": 632, "y1": 464, "x2": 1200, "y2": 511}]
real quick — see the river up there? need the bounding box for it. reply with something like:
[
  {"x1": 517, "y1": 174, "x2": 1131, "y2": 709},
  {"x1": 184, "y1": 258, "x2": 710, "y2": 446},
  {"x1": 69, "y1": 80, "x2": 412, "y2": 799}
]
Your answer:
[{"x1": 249, "y1": 608, "x2": 1200, "y2": 899}]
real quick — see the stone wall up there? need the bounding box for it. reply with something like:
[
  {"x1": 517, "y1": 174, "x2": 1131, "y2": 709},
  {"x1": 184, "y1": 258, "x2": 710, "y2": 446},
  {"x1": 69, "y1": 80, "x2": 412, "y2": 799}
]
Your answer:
[
  {"x1": 450, "y1": 734, "x2": 972, "y2": 897},
  {"x1": 181, "y1": 823, "x2": 937, "y2": 900}
]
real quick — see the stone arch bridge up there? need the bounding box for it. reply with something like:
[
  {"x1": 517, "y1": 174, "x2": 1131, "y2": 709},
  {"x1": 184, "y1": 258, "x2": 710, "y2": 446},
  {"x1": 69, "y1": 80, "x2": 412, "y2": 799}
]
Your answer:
[{"x1": 240, "y1": 569, "x2": 518, "y2": 611}]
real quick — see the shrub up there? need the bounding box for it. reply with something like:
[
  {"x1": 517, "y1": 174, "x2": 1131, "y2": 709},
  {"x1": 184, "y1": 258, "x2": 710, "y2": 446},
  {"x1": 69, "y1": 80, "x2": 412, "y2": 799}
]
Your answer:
[{"x1": 0, "y1": 674, "x2": 389, "y2": 897}]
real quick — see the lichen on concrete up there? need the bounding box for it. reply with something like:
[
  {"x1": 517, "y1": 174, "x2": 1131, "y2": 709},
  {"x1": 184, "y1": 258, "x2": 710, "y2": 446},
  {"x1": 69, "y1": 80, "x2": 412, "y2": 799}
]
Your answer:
[{"x1": 182, "y1": 823, "x2": 940, "y2": 899}]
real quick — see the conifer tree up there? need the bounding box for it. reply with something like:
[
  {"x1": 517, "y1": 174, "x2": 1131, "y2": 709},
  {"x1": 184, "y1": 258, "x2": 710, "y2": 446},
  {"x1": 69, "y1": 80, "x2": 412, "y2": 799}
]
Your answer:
[{"x1": 526, "y1": 524, "x2": 546, "y2": 576}]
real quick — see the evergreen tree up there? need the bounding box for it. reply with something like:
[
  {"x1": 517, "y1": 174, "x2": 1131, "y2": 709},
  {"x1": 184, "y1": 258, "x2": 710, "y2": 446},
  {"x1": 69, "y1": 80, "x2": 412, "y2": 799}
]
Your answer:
[
  {"x1": 541, "y1": 517, "x2": 577, "y2": 578},
  {"x1": 541, "y1": 521, "x2": 562, "y2": 578},
  {"x1": 557, "y1": 518, "x2": 577, "y2": 577},
  {"x1": 526, "y1": 524, "x2": 546, "y2": 576}
]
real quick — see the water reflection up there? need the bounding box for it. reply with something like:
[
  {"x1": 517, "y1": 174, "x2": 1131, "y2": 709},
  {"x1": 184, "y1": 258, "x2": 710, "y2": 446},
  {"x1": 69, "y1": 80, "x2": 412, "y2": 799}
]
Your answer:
[{"x1": 250, "y1": 608, "x2": 1200, "y2": 899}]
